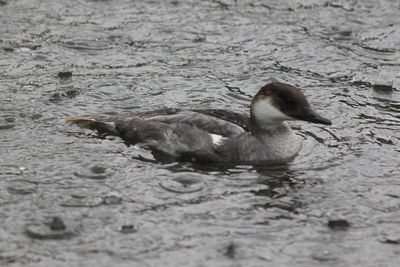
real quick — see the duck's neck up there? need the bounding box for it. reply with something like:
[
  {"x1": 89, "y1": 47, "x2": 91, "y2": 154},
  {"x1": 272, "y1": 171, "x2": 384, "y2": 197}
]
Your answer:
[
  {"x1": 249, "y1": 98, "x2": 294, "y2": 134},
  {"x1": 249, "y1": 117, "x2": 292, "y2": 135}
]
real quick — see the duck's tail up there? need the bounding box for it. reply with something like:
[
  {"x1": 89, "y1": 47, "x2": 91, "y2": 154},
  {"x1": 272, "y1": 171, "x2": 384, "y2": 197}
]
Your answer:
[{"x1": 64, "y1": 116, "x2": 119, "y2": 135}]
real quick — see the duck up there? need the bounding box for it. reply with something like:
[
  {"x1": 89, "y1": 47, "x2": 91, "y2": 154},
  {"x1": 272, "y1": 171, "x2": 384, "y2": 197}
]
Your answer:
[{"x1": 65, "y1": 82, "x2": 331, "y2": 164}]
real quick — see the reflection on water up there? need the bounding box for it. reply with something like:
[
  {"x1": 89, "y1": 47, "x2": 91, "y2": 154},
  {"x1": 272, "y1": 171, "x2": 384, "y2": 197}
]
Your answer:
[{"x1": 1, "y1": 0, "x2": 400, "y2": 266}]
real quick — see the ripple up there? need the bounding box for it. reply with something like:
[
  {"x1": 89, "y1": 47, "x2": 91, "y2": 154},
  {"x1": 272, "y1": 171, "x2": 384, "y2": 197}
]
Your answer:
[
  {"x1": 373, "y1": 69, "x2": 400, "y2": 92},
  {"x1": 0, "y1": 123, "x2": 15, "y2": 130},
  {"x1": 7, "y1": 180, "x2": 37, "y2": 195},
  {"x1": 59, "y1": 196, "x2": 103, "y2": 207},
  {"x1": 378, "y1": 224, "x2": 400, "y2": 245},
  {"x1": 358, "y1": 26, "x2": 400, "y2": 53},
  {"x1": 49, "y1": 88, "x2": 80, "y2": 103},
  {"x1": 74, "y1": 164, "x2": 112, "y2": 180},
  {"x1": 2, "y1": 0, "x2": 400, "y2": 266},
  {"x1": 159, "y1": 174, "x2": 205, "y2": 193},
  {"x1": 310, "y1": 249, "x2": 338, "y2": 262},
  {"x1": 254, "y1": 197, "x2": 301, "y2": 212},
  {"x1": 60, "y1": 191, "x2": 123, "y2": 207},
  {"x1": 25, "y1": 217, "x2": 79, "y2": 240},
  {"x1": 0, "y1": 165, "x2": 26, "y2": 176},
  {"x1": 59, "y1": 39, "x2": 113, "y2": 51},
  {"x1": 282, "y1": 240, "x2": 340, "y2": 264}
]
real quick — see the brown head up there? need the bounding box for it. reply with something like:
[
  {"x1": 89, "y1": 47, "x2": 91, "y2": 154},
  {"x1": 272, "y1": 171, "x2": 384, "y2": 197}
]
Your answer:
[{"x1": 250, "y1": 82, "x2": 331, "y2": 128}]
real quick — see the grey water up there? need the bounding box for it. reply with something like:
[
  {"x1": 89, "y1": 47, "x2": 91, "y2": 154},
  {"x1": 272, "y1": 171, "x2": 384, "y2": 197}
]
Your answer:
[{"x1": 1, "y1": 0, "x2": 400, "y2": 266}]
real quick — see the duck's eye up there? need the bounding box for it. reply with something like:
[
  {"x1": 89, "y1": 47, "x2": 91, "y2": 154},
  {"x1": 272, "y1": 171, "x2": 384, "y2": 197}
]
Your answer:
[{"x1": 285, "y1": 98, "x2": 295, "y2": 105}]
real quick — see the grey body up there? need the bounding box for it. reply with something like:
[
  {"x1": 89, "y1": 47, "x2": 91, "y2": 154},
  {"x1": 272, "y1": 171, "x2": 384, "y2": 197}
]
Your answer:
[
  {"x1": 66, "y1": 82, "x2": 331, "y2": 164},
  {"x1": 75, "y1": 109, "x2": 302, "y2": 164},
  {"x1": 216, "y1": 123, "x2": 301, "y2": 163}
]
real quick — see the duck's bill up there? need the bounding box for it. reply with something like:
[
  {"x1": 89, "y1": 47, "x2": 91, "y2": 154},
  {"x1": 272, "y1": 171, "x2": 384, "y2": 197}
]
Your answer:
[{"x1": 299, "y1": 107, "x2": 332, "y2": 125}]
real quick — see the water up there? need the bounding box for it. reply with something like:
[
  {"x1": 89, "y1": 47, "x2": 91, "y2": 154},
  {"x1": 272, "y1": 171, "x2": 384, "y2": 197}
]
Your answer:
[{"x1": 1, "y1": 0, "x2": 400, "y2": 266}]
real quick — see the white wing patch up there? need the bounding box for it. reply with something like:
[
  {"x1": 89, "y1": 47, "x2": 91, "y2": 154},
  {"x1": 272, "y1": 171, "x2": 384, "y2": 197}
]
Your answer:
[{"x1": 210, "y1": 134, "x2": 226, "y2": 146}]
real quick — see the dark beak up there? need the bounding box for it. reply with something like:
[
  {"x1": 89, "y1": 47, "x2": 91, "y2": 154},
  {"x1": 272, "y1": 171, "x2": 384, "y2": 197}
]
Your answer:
[{"x1": 299, "y1": 107, "x2": 332, "y2": 125}]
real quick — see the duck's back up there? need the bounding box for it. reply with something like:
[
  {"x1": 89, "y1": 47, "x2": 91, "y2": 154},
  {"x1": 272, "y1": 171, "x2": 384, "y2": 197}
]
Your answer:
[
  {"x1": 65, "y1": 108, "x2": 251, "y2": 161},
  {"x1": 67, "y1": 108, "x2": 249, "y2": 136}
]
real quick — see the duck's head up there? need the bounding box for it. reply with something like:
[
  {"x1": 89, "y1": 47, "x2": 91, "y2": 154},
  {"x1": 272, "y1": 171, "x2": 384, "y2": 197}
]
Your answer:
[{"x1": 250, "y1": 82, "x2": 331, "y2": 129}]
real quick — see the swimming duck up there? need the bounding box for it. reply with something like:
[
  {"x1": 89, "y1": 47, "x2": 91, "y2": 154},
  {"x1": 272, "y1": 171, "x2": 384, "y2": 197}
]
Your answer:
[{"x1": 65, "y1": 82, "x2": 331, "y2": 164}]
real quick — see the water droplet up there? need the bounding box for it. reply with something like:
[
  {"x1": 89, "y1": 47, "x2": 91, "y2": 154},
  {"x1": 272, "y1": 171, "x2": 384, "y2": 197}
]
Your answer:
[
  {"x1": 119, "y1": 224, "x2": 137, "y2": 234},
  {"x1": 25, "y1": 217, "x2": 78, "y2": 240},
  {"x1": 327, "y1": 219, "x2": 350, "y2": 231},
  {"x1": 57, "y1": 71, "x2": 73, "y2": 78},
  {"x1": 49, "y1": 217, "x2": 66, "y2": 231},
  {"x1": 102, "y1": 192, "x2": 122, "y2": 205},
  {"x1": 91, "y1": 165, "x2": 107, "y2": 174}
]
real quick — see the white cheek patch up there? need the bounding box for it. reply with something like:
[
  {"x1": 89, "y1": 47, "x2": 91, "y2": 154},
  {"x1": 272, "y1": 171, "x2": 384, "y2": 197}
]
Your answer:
[
  {"x1": 210, "y1": 134, "x2": 226, "y2": 146},
  {"x1": 252, "y1": 98, "x2": 293, "y2": 124}
]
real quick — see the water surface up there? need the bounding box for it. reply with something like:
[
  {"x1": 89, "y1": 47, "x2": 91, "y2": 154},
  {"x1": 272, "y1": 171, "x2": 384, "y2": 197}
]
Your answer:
[{"x1": 1, "y1": 0, "x2": 400, "y2": 266}]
